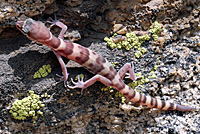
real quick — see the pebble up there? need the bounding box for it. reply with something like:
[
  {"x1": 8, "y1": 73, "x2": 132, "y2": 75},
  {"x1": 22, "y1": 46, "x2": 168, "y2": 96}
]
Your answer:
[
  {"x1": 113, "y1": 24, "x2": 123, "y2": 32},
  {"x1": 116, "y1": 27, "x2": 127, "y2": 34}
]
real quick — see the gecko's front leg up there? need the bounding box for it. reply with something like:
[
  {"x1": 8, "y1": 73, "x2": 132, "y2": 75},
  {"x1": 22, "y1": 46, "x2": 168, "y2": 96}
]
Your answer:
[
  {"x1": 47, "y1": 16, "x2": 68, "y2": 39},
  {"x1": 47, "y1": 17, "x2": 69, "y2": 87},
  {"x1": 52, "y1": 50, "x2": 68, "y2": 87}
]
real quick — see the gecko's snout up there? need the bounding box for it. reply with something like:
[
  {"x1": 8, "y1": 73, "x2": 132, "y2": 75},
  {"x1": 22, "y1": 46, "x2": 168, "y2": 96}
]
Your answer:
[
  {"x1": 16, "y1": 20, "x2": 29, "y2": 34},
  {"x1": 16, "y1": 21, "x2": 24, "y2": 30}
]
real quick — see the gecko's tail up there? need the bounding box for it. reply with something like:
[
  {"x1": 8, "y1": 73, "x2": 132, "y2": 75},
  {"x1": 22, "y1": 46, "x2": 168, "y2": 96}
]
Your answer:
[
  {"x1": 117, "y1": 83, "x2": 196, "y2": 111},
  {"x1": 175, "y1": 104, "x2": 196, "y2": 111}
]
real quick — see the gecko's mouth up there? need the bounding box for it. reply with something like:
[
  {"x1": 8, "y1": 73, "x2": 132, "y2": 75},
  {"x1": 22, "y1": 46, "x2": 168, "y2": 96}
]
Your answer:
[{"x1": 16, "y1": 21, "x2": 24, "y2": 31}]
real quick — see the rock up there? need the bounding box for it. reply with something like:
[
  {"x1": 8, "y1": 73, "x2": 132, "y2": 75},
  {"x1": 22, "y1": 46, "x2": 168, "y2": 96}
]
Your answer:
[
  {"x1": 116, "y1": 27, "x2": 127, "y2": 34},
  {"x1": 113, "y1": 24, "x2": 123, "y2": 33},
  {"x1": 65, "y1": 0, "x2": 83, "y2": 7}
]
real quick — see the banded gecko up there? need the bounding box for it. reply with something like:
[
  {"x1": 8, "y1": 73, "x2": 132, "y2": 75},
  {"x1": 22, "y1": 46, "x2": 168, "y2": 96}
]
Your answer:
[{"x1": 16, "y1": 18, "x2": 196, "y2": 111}]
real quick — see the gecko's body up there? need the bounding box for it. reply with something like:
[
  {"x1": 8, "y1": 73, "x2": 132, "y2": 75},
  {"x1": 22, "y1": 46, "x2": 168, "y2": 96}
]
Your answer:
[{"x1": 16, "y1": 18, "x2": 196, "y2": 111}]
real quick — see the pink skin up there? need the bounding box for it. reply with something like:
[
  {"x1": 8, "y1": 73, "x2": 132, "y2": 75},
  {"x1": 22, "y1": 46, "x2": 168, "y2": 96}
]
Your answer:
[
  {"x1": 16, "y1": 18, "x2": 196, "y2": 111},
  {"x1": 48, "y1": 19, "x2": 69, "y2": 87},
  {"x1": 16, "y1": 18, "x2": 69, "y2": 87},
  {"x1": 48, "y1": 19, "x2": 138, "y2": 90},
  {"x1": 16, "y1": 18, "x2": 137, "y2": 89},
  {"x1": 68, "y1": 63, "x2": 137, "y2": 94}
]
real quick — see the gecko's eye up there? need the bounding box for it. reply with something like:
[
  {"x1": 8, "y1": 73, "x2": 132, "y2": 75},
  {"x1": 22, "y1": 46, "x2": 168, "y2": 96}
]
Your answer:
[
  {"x1": 22, "y1": 18, "x2": 33, "y2": 34},
  {"x1": 22, "y1": 26, "x2": 30, "y2": 34}
]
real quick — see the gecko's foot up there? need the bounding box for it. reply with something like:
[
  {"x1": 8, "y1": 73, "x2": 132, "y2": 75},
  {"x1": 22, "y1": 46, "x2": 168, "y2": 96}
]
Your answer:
[
  {"x1": 56, "y1": 74, "x2": 68, "y2": 87},
  {"x1": 67, "y1": 75, "x2": 86, "y2": 94},
  {"x1": 125, "y1": 62, "x2": 138, "y2": 81},
  {"x1": 46, "y1": 14, "x2": 62, "y2": 29},
  {"x1": 47, "y1": 17, "x2": 59, "y2": 29}
]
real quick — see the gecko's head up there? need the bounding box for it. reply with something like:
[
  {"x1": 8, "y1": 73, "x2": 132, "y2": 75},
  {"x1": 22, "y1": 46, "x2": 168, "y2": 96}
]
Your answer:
[
  {"x1": 16, "y1": 18, "x2": 35, "y2": 35},
  {"x1": 16, "y1": 18, "x2": 51, "y2": 42}
]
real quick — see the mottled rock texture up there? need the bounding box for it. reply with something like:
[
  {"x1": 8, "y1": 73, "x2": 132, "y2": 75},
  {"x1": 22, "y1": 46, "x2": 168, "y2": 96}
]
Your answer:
[{"x1": 0, "y1": 0, "x2": 199, "y2": 133}]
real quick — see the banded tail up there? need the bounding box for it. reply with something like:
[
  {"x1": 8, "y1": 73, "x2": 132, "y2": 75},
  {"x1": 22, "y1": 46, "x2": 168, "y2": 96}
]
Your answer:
[{"x1": 112, "y1": 76, "x2": 196, "y2": 111}]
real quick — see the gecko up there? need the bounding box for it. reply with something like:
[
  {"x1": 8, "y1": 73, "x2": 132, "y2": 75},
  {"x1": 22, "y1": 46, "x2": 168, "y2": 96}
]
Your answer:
[{"x1": 16, "y1": 18, "x2": 196, "y2": 111}]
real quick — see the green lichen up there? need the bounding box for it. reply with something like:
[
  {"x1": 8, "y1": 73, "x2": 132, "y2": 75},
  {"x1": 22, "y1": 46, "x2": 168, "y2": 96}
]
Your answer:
[
  {"x1": 148, "y1": 72, "x2": 157, "y2": 79},
  {"x1": 135, "y1": 50, "x2": 143, "y2": 58},
  {"x1": 111, "y1": 62, "x2": 118, "y2": 67},
  {"x1": 37, "y1": 110, "x2": 43, "y2": 116},
  {"x1": 135, "y1": 47, "x2": 147, "y2": 58},
  {"x1": 115, "y1": 91, "x2": 123, "y2": 97},
  {"x1": 104, "y1": 21, "x2": 162, "y2": 52},
  {"x1": 152, "y1": 34, "x2": 158, "y2": 41},
  {"x1": 33, "y1": 64, "x2": 52, "y2": 79},
  {"x1": 121, "y1": 96, "x2": 126, "y2": 103},
  {"x1": 138, "y1": 34, "x2": 151, "y2": 43},
  {"x1": 114, "y1": 92, "x2": 126, "y2": 103},
  {"x1": 127, "y1": 72, "x2": 151, "y2": 91},
  {"x1": 110, "y1": 89, "x2": 114, "y2": 93},
  {"x1": 101, "y1": 86, "x2": 126, "y2": 103},
  {"x1": 147, "y1": 58, "x2": 160, "y2": 79},
  {"x1": 101, "y1": 86, "x2": 112, "y2": 92},
  {"x1": 41, "y1": 92, "x2": 51, "y2": 98},
  {"x1": 104, "y1": 32, "x2": 144, "y2": 51},
  {"x1": 144, "y1": 77, "x2": 149, "y2": 83},
  {"x1": 44, "y1": 93, "x2": 48, "y2": 97},
  {"x1": 149, "y1": 21, "x2": 162, "y2": 41},
  {"x1": 104, "y1": 37, "x2": 116, "y2": 49},
  {"x1": 75, "y1": 74, "x2": 84, "y2": 81},
  {"x1": 141, "y1": 47, "x2": 147, "y2": 54},
  {"x1": 128, "y1": 81, "x2": 139, "y2": 89},
  {"x1": 154, "y1": 64, "x2": 158, "y2": 70},
  {"x1": 9, "y1": 91, "x2": 45, "y2": 121},
  {"x1": 136, "y1": 72, "x2": 142, "y2": 77},
  {"x1": 40, "y1": 104, "x2": 45, "y2": 108}
]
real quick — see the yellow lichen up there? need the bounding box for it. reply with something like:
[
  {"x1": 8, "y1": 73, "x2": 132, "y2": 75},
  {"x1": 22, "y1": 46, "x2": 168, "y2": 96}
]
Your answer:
[
  {"x1": 121, "y1": 96, "x2": 126, "y2": 103},
  {"x1": 33, "y1": 64, "x2": 52, "y2": 79},
  {"x1": 150, "y1": 72, "x2": 157, "y2": 79},
  {"x1": 41, "y1": 92, "x2": 51, "y2": 98},
  {"x1": 104, "y1": 21, "x2": 162, "y2": 54},
  {"x1": 9, "y1": 91, "x2": 45, "y2": 121},
  {"x1": 115, "y1": 92, "x2": 123, "y2": 97},
  {"x1": 44, "y1": 93, "x2": 48, "y2": 97},
  {"x1": 115, "y1": 92, "x2": 126, "y2": 103},
  {"x1": 110, "y1": 89, "x2": 114, "y2": 93},
  {"x1": 154, "y1": 64, "x2": 158, "y2": 70},
  {"x1": 149, "y1": 21, "x2": 162, "y2": 41},
  {"x1": 75, "y1": 74, "x2": 84, "y2": 81},
  {"x1": 141, "y1": 47, "x2": 147, "y2": 54},
  {"x1": 111, "y1": 62, "x2": 118, "y2": 67},
  {"x1": 136, "y1": 72, "x2": 142, "y2": 77},
  {"x1": 135, "y1": 50, "x2": 143, "y2": 58},
  {"x1": 101, "y1": 86, "x2": 112, "y2": 92},
  {"x1": 104, "y1": 37, "x2": 116, "y2": 49}
]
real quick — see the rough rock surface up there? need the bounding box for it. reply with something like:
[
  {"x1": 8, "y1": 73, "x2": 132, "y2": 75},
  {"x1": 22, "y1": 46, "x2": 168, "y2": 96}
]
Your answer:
[{"x1": 0, "y1": 0, "x2": 200, "y2": 133}]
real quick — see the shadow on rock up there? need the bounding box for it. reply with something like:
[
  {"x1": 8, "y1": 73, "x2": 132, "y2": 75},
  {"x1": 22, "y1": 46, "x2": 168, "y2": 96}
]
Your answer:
[{"x1": 8, "y1": 50, "x2": 59, "y2": 86}]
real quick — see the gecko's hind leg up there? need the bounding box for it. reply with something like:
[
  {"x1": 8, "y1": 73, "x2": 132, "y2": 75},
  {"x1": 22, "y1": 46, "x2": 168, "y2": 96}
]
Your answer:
[
  {"x1": 68, "y1": 74, "x2": 113, "y2": 94},
  {"x1": 118, "y1": 62, "x2": 137, "y2": 81}
]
